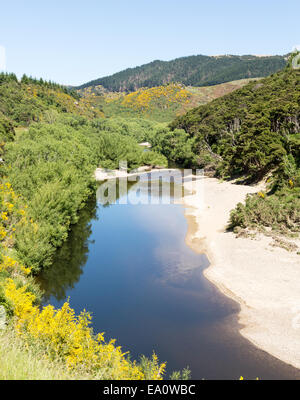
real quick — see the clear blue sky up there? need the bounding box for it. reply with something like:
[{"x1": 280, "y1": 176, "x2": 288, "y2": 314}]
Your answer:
[{"x1": 0, "y1": 0, "x2": 299, "y2": 85}]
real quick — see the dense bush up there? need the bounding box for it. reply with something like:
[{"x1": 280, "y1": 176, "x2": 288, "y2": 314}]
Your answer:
[
  {"x1": 229, "y1": 189, "x2": 300, "y2": 234},
  {"x1": 91, "y1": 117, "x2": 196, "y2": 166},
  {"x1": 0, "y1": 115, "x2": 15, "y2": 144},
  {"x1": 2, "y1": 116, "x2": 167, "y2": 269}
]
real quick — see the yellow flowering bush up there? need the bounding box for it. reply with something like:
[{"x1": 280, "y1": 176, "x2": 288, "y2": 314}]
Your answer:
[
  {"x1": 0, "y1": 181, "x2": 30, "y2": 248},
  {"x1": 0, "y1": 180, "x2": 41, "y2": 270},
  {"x1": 4, "y1": 279, "x2": 166, "y2": 379},
  {"x1": 0, "y1": 255, "x2": 31, "y2": 275},
  {"x1": 121, "y1": 83, "x2": 191, "y2": 112}
]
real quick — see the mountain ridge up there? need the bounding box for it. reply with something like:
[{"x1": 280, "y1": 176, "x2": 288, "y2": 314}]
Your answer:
[{"x1": 77, "y1": 54, "x2": 287, "y2": 92}]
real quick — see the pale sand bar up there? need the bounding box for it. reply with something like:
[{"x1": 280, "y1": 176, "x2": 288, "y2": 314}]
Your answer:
[{"x1": 182, "y1": 177, "x2": 300, "y2": 370}]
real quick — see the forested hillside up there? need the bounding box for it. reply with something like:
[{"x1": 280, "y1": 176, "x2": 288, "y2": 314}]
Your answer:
[
  {"x1": 77, "y1": 54, "x2": 286, "y2": 92},
  {"x1": 170, "y1": 57, "x2": 300, "y2": 234}
]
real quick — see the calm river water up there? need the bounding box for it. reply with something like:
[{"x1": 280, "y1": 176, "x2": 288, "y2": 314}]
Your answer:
[{"x1": 38, "y1": 172, "x2": 300, "y2": 379}]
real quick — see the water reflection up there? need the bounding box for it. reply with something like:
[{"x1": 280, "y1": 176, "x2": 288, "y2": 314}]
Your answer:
[
  {"x1": 96, "y1": 170, "x2": 200, "y2": 206},
  {"x1": 38, "y1": 197, "x2": 97, "y2": 301}
]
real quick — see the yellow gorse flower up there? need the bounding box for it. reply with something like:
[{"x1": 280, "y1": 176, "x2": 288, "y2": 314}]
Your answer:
[
  {"x1": 4, "y1": 279, "x2": 165, "y2": 379},
  {"x1": 1, "y1": 212, "x2": 8, "y2": 220},
  {"x1": 0, "y1": 180, "x2": 38, "y2": 247},
  {"x1": 121, "y1": 83, "x2": 192, "y2": 112}
]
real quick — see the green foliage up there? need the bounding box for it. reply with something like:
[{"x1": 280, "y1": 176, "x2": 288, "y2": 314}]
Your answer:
[
  {"x1": 0, "y1": 73, "x2": 100, "y2": 126},
  {"x1": 169, "y1": 367, "x2": 191, "y2": 380},
  {"x1": 19, "y1": 73, "x2": 79, "y2": 98},
  {"x1": 77, "y1": 55, "x2": 286, "y2": 92},
  {"x1": 150, "y1": 128, "x2": 197, "y2": 167},
  {"x1": 171, "y1": 62, "x2": 300, "y2": 179},
  {"x1": 0, "y1": 115, "x2": 15, "y2": 144},
  {"x1": 171, "y1": 60, "x2": 300, "y2": 234},
  {"x1": 141, "y1": 150, "x2": 167, "y2": 167},
  {"x1": 229, "y1": 188, "x2": 300, "y2": 234},
  {"x1": 2, "y1": 116, "x2": 166, "y2": 270},
  {"x1": 91, "y1": 117, "x2": 195, "y2": 166},
  {"x1": 91, "y1": 116, "x2": 166, "y2": 142}
]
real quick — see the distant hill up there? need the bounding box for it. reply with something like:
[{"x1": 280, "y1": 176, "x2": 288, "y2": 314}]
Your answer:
[
  {"x1": 77, "y1": 54, "x2": 287, "y2": 92},
  {"x1": 79, "y1": 79, "x2": 258, "y2": 122}
]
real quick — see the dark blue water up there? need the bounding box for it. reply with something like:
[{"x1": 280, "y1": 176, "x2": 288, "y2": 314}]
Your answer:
[{"x1": 38, "y1": 175, "x2": 300, "y2": 379}]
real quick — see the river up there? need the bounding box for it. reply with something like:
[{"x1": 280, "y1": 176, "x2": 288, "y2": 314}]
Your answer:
[{"x1": 38, "y1": 171, "x2": 300, "y2": 379}]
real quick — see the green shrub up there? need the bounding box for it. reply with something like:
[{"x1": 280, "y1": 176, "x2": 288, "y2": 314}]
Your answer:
[{"x1": 229, "y1": 188, "x2": 300, "y2": 234}]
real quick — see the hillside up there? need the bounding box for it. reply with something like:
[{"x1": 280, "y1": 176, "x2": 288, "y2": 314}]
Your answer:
[
  {"x1": 79, "y1": 79, "x2": 258, "y2": 123},
  {"x1": 77, "y1": 54, "x2": 286, "y2": 92},
  {"x1": 170, "y1": 61, "x2": 300, "y2": 177},
  {"x1": 0, "y1": 73, "x2": 102, "y2": 127},
  {"x1": 170, "y1": 57, "x2": 300, "y2": 235}
]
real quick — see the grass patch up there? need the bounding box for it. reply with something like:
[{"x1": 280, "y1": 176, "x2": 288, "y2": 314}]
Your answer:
[{"x1": 0, "y1": 326, "x2": 88, "y2": 380}]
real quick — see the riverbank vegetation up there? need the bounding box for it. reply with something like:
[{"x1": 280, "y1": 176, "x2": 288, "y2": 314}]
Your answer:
[
  {"x1": 3, "y1": 117, "x2": 165, "y2": 270},
  {"x1": 170, "y1": 56, "x2": 300, "y2": 236},
  {"x1": 90, "y1": 116, "x2": 195, "y2": 166},
  {"x1": 0, "y1": 179, "x2": 166, "y2": 379}
]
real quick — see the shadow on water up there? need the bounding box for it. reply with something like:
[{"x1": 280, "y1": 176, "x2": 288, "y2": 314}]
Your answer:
[
  {"x1": 38, "y1": 197, "x2": 98, "y2": 302},
  {"x1": 38, "y1": 173, "x2": 300, "y2": 380}
]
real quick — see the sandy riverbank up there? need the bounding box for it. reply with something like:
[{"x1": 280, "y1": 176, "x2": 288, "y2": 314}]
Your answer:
[{"x1": 182, "y1": 176, "x2": 300, "y2": 370}]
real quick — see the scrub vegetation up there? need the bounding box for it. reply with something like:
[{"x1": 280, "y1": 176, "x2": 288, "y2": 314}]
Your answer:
[{"x1": 170, "y1": 55, "x2": 300, "y2": 235}]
